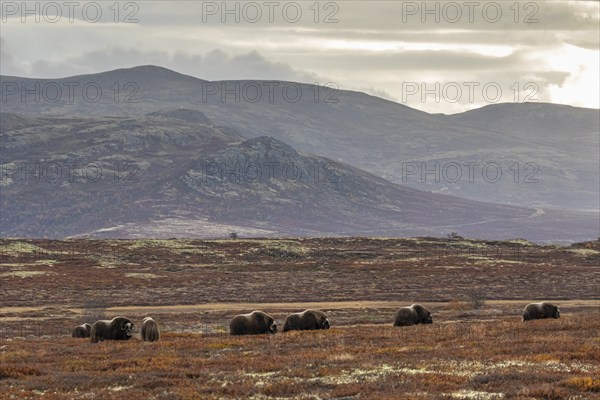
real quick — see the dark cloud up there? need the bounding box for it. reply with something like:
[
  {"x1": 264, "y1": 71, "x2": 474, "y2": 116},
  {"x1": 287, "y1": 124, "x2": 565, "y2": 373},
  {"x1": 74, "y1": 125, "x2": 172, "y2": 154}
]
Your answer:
[{"x1": 170, "y1": 50, "x2": 320, "y2": 82}]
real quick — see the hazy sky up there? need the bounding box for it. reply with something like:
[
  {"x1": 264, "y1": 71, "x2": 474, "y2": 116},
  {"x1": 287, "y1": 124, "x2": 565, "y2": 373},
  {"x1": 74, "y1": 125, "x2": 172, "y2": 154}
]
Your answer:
[{"x1": 1, "y1": 0, "x2": 598, "y2": 113}]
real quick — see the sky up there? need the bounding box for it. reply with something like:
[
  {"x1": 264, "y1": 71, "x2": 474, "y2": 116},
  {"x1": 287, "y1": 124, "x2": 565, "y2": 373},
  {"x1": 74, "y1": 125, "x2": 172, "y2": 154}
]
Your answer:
[{"x1": 1, "y1": 0, "x2": 598, "y2": 114}]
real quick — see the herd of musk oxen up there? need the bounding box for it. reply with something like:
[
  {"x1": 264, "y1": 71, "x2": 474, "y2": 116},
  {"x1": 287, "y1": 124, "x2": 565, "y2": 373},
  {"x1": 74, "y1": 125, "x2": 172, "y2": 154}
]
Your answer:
[{"x1": 72, "y1": 302, "x2": 560, "y2": 342}]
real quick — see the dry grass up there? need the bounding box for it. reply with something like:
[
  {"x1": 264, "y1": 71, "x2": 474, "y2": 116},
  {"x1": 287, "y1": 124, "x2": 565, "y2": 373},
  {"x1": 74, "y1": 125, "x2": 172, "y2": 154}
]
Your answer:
[
  {"x1": 1, "y1": 316, "x2": 599, "y2": 399},
  {"x1": 1, "y1": 237, "x2": 599, "y2": 399},
  {"x1": 1, "y1": 237, "x2": 598, "y2": 310}
]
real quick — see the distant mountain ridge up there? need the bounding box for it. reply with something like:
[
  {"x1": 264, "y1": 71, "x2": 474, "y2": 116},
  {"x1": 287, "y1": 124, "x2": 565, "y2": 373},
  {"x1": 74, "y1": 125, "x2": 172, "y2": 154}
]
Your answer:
[
  {"x1": 1, "y1": 66, "x2": 598, "y2": 241},
  {"x1": 1, "y1": 65, "x2": 597, "y2": 211}
]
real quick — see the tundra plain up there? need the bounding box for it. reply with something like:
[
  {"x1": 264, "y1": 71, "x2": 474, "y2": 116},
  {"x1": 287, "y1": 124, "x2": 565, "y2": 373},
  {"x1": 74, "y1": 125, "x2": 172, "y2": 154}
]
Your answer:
[{"x1": 1, "y1": 237, "x2": 599, "y2": 399}]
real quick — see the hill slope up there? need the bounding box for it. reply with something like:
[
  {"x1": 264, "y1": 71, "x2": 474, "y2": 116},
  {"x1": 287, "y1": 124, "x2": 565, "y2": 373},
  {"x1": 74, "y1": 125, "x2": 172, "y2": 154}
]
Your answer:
[
  {"x1": 1, "y1": 66, "x2": 597, "y2": 210},
  {"x1": 1, "y1": 112, "x2": 597, "y2": 242}
]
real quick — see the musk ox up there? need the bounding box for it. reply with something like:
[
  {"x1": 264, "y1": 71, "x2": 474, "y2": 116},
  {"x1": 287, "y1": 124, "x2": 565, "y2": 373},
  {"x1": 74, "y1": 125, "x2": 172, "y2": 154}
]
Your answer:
[
  {"x1": 393, "y1": 304, "x2": 433, "y2": 327},
  {"x1": 71, "y1": 323, "x2": 92, "y2": 338},
  {"x1": 141, "y1": 317, "x2": 160, "y2": 342},
  {"x1": 229, "y1": 311, "x2": 277, "y2": 335},
  {"x1": 522, "y1": 302, "x2": 560, "y2": 321},
  {"x1": 283, "y1": 309, "x2": 330, "y2": 332},
  {"x1": 90, "y1": 317, "x2": 134, "y2": 343}
]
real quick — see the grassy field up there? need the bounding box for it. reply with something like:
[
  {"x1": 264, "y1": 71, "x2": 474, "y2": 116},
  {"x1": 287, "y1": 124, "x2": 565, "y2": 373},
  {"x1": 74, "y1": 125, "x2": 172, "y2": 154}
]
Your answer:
[{"x1": 1, "y1": 237, "x2": 599, "y2": 399}]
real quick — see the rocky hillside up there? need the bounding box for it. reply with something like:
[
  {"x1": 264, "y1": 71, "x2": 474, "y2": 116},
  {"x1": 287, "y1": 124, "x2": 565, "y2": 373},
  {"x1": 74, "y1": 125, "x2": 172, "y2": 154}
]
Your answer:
[
  {"x1": 2, "y1": 66, "x2": 598, "y2": 210},
  {"x1": 1, "y1": 111, "x2": 596, "y2": 242}
]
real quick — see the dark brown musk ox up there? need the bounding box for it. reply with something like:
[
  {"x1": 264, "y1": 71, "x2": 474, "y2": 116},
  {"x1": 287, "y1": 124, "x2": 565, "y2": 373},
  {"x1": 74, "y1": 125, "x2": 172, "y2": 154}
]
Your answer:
[
  {"x1": 90, "y1": 317, "x2": 135, "y2": 343},
  {"x1": 71, "y1": 323, "x2": 92, "y2": 338},
  {"x1": 522, "y1": 302, "x2": 560, "y2": 321},
  {"x1": 229, "y1": 311, "x2": 277, "y2": 335},
  {"x1": 141, "y1": 317, "x2": 160, "y2": 342},
  {"x1": 283, "y1": 309, "x2": 330, "y2": 332},
  {"x1": 393, "y1": 304, "x2": 433, "y2": 327}
]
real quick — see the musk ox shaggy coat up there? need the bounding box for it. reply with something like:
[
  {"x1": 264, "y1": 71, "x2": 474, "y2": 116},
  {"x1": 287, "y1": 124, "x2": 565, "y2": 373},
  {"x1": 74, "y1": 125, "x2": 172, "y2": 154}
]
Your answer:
[
  {"x1": 141, "y1": 317, "x2": 160, "y2": 342},
  {"x1": 229, "y1": 311, "x2": 277, "y2": 335},
  {"x1": 522, "y1": 302, "x2": 560, "y2": 321},
  {"x1": 393, "y1": 304, "x2": 433, "y2": 327},
  {"x1": 71, "y1": 323, "x2": 92, "y2": 338},
  {"x1": 283, "y1": 309, "x2": 330, "y2": 332},
  {"x1": 90, "y1": 317, "x2": 134, "y2": 343}
]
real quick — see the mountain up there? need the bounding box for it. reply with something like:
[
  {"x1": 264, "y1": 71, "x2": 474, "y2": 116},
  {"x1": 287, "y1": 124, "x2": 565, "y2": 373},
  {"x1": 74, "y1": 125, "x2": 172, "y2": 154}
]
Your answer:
[
  {"x1": 1, "y1": 112, "x2": 596, "y2": 242},
  {"x1": 449, "y1": 102, "x2": 599, "y2": 139},
  {"x1": 0, "y1": 111, "x2": 240, "y2": 237},
  {"x1": 1, "y1": 66, "x2": 597, "y2": 211}
]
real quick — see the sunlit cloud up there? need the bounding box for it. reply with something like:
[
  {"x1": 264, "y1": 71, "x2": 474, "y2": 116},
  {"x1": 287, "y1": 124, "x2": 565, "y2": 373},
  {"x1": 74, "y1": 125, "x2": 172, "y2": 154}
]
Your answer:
[
  {"x1": 545, "y1": 45, "x2": 600, "y2": 108},
  {"x1": 314, "y1": 39, "x2": 515, "y2": 57}
]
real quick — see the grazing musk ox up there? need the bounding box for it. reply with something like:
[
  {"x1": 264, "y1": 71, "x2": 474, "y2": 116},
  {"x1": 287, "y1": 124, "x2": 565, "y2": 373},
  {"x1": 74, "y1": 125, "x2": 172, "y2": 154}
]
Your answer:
[
  {"x1": 229, "y1": 311, "x2": 277, "y2": 335},
  {"x1": 522, "y1": 302, "x2": 560, "y2": 321},
  {"x1": 90, "y1": 317, "x2": 134, "y2": 343},
  {"x1": 283, "y1": 309, "x2": 330, "y2": 332},
  {"x1": 141, "y1": 317, "x2": 160, "y2": 342},
  {"x1": 393, "y1": 304, "x2": 433, "y2": 327},
  {"x1": 71, "y1": 323, "x2": 92, "y2": 338}
]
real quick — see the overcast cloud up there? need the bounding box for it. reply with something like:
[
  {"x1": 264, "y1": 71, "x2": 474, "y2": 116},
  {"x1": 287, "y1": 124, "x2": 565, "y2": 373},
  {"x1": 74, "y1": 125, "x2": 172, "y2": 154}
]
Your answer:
[{"x1": 0, "y1": 0, "x2": 598, "y2": 113}]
